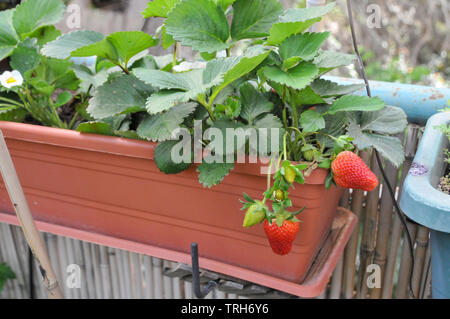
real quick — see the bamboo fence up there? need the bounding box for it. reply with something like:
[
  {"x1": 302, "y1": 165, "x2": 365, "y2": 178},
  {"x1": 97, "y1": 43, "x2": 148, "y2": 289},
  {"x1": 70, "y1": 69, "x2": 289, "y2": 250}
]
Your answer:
[{"x1": 0, "y1": 124, "x2": 434, "y2": 299}]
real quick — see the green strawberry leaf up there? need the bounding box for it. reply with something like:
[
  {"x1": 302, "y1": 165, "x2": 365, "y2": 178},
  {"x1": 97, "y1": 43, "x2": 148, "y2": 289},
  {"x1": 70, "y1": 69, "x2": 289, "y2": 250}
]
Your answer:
[
  {"x1": 279, "y1": 32, "x2": 330, "y2": 62},
  {"x1": 347, "y1": 122, "x2": 405, "y2": 167},
  {"x1": 10, "y1": 38, "x2": 41, "y2": 74},
  {"x1": 208, "y1": 46, "x2": 271, "y2": 103},
  {"x1": 154, "y1": 140, "x2": 192, "y2": 174},
  {"x1": 134, "y1": 68, "x2": 220, "y2": 114},
  {"x1": 216, "y1": 0, "x2": 236, "y2": 11},
  {"x1": 55, "y1": 91, "x2": 72, "y2": 108},
  {"x1": 197, "y1": 161, "x2": 235, "y2": 188},
  {"x1": 0, "y1": 10, "x2": 19, "y2": 60},
  {"x1": 142, "y1": 0, "x2": 181, "y2": 18},
  {"x1": 87, "y1": 74, "x2": 152, "y2": 119},
  {"x1": 41, "y1": 30, "x2": 105, "y2": 59},
  {"x1": 76, "y1": 121, "x2": 115, "y2": 136},
  {"x1": 72, "y1": 31, "x2": 159, "y2": 67},
  {"x1": 165, "y1": 0, "x2": 230, "y2": 53},
  {"x1": 263, "y1": 62, "x2": 318, "y2": 90},
  {"x1": 12, "y1": 0, "x2": 65, "y2": 39},
  {"x1": 230, "y1": 0, "x2": 283, "y2": 41},
  {"x1": 310, "y1": 78, "x2": 364, "y2": 97},
  {"x1": 137, "y1": 102, "x2": 197, "y2": 142},
  {"x1": 266, "y1": 2, "x2": 335, "y2": 45},
  {"x1": 314, "y1": 50, "x2": 356, "y2": 74},
  {"x1": 239, "y1": 82, "x2": 274, "y2": 124},
  {"x1": 300, "y1": 109, "x2": 326, "y2": 133},
  {"x1": 328, "y1": 95, "x2": 385, "y2": 115},
  {"x1": 28, "y1": 25, "x2": 61, "y2": 46},
  {"x1": 359, "y1": 105, "x2": 408, "y2": 134}
]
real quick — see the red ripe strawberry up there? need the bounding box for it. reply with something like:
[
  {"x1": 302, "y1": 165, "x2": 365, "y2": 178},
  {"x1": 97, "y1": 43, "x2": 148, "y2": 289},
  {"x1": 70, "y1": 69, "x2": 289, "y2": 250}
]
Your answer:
[
  {"x1": 264, "y1": 220, "x2": 300, "y2": 255},
  {"x1": 332, "y1": 151, "x2": 379, "y2": 191}
]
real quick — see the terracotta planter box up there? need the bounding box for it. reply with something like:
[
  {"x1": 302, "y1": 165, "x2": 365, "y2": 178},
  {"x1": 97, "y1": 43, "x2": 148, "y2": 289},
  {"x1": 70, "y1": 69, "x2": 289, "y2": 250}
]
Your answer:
[{"x1": 0, "y1": 121, "x2": 343, "y2": 283}]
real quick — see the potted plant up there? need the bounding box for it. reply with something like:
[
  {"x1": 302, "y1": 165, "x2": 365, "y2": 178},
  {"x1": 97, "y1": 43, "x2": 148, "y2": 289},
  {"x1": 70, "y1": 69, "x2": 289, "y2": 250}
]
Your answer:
[
  {"x1": 0, "y1": 0, "x2": 407, "y2": 283},
  {"x1": 400, "y1": 111, "x2": 450, "y2": 299}
]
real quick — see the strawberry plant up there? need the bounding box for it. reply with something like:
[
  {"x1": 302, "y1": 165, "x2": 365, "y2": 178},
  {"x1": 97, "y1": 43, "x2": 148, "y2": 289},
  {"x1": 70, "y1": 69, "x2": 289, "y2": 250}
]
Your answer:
[
  {"x1": 0, "y1": 0, "x2": 110, "y2": 128},
  {"x1": 1, "y1": 0, "x2": 409, "y2": 255}
]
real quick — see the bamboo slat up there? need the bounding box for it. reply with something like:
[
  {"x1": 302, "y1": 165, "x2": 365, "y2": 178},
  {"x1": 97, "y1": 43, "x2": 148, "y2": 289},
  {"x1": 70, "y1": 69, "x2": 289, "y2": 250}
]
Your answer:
[
  {"x1": 357, "y1": 153, "x2": 382, "y2": 299},
  {"x1": 342, "y1": 151, "x2": 370, "y2": 298},
  {"x1": 395, "y1": 222, "x2": 418, "y2": 299},
  {"x1": 370, "y1": 160, "x2": 400, "y2": 299}
]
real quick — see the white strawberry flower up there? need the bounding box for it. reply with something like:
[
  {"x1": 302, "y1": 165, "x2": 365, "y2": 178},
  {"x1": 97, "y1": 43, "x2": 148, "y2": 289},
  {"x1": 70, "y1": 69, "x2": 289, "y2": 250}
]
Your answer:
[{"x1": 0, "y1": 70, "x2": 24, "y2": 89}]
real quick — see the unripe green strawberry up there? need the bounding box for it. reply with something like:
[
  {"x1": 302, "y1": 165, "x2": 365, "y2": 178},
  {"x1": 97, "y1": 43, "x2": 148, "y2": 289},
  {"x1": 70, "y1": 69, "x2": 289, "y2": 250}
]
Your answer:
[
  {"x1": 303, "y1": 149, "x2": 314, "y2": 161},
  {"x1": 274, "y1": 189, "x2": 285, "y2": 201},
  {"x1": 284, "y1": 166, "x2": 297, "y2": 184},
  {"x1": 331, "y1": 151, "x2": 379, "y2": 191},
  {"x1": 243, "y1": 203, "x2": 266, "y2": 228},
  {"x1": 264, "y1": 219, "x2": 300, "y2": 255}
]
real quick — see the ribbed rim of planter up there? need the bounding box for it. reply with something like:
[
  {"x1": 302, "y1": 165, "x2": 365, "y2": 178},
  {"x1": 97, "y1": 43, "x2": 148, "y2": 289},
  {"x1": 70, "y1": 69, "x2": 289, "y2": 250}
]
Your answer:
[
  {"x1": 0, "y1": 121, "x2": 329, "y2": 185},
  {"x1": 0, "y1": 208, "x2": 357, "y2": 298}
]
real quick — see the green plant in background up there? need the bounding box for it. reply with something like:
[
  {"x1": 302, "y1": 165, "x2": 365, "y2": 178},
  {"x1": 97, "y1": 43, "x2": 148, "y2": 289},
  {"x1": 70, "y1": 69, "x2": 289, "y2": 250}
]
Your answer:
[
  {"x1": 0, "y1": 262, "x2": 15, "y2": 293},
  {"x1": 362, "y1": 48, "x2": 431, "y2": 85}
]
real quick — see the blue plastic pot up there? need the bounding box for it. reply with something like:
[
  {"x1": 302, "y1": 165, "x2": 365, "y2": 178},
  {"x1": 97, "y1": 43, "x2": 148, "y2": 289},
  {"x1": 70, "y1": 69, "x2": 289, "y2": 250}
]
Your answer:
[{"x1": 400, "y1": 112, "x2": 450, "y2": 299}]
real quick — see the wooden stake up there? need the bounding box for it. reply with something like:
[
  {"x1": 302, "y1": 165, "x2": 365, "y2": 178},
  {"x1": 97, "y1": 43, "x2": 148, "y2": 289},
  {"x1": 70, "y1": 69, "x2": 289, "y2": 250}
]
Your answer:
[{"x1": 0, "y1": 129, "x2": 63, "y2": 299}]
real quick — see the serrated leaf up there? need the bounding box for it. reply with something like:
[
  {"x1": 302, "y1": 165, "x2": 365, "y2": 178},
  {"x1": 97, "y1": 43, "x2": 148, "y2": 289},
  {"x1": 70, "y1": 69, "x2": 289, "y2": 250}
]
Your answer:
[
  {"x1": 266, "y1": 3, "x2": 335, "y2": 46},
  {"x1": 264, "y1": 62, "x2": 318, "y2": 90},
  {"x1": 230, "y1": 0, "x2": 283, "y2": 40},
  {"x1": 197, "y1": 162, "x2": 234, "y2": 188},
  {"x1": 165, "y1": 0, "x2": 230, "y2": 53},
  {"x1": 154, "y1": 140, "x2": 192, "y2": 174},
  {"x1": 142, "y1": 0, "x2": 181, "y2": 18},
  {"x1": 25, "y1": 57, "x2": 80, "y2": 92},
  {"x1": 161, "y1": 26, "x2": 175, "y2": 49},
  {"x1": 137, "y1": 102, "x2": 197, "y2": 141},
  {"x1": 251, "y1": 114, "x2": 284, "y2": 155},
  {"x1": 328, "y1": 95, "x2": 385, "y2": 115},
  {"x1": 73, "y1": 64, "x2": 109, "y2": 93},
  {"x1": 134, "y1": 68, "x2": 198, "y2": 91},
  {"x1": 348, "y1": 122, "x2": 405, "y2": 167},
  {"x1": 314, "y1": 50, "x2": 356, "y2": 73},
  {"x1": 10, "y1": 38, "x2": 40, "y2": 74},
  {"x1": 300, "y1": 109, "x2": 325, "y2": 133},
  {"x1": 279, "y1": 32, "x2": 330, "y2": 62},
  {"x1": 310, "y1": 78, "x2": 364, "y2": 97},
  {"x1": 240, "y1": 82, "x2": 273, "y2": 124},
  {"x1": 0, "y1": 9, "x2": 19, "y2": 60},
  {"x1": 12, "y1": 0, "x2": 65, "y2": 39},
  {"x1": 266, "y1": 19, "x2": 320, "y2": 46},
  {"x1": 359, "y1": 105, "x2": 408, "y2": 134},
  {"x1": 209, "y1": 46, "x2": 270, "y2": 102},
  {"x1": 28, "y1": 25, "x2": 61, "y2": 46},
  {"x1": 135, "y1": 68, "x2": 220, "y2": 114},
  {"x1": 41, "y1": 31, "x2": 105, "y2": 59},
  {"x1": 72, "y1": 31, "x2": 159, "y2": 66},
  {"x1": 87, "y1": 74, "x2": 152, "y2": 119},
  {"x1": 291, "y1": 86, "x2": 327, "y2": 106}
]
